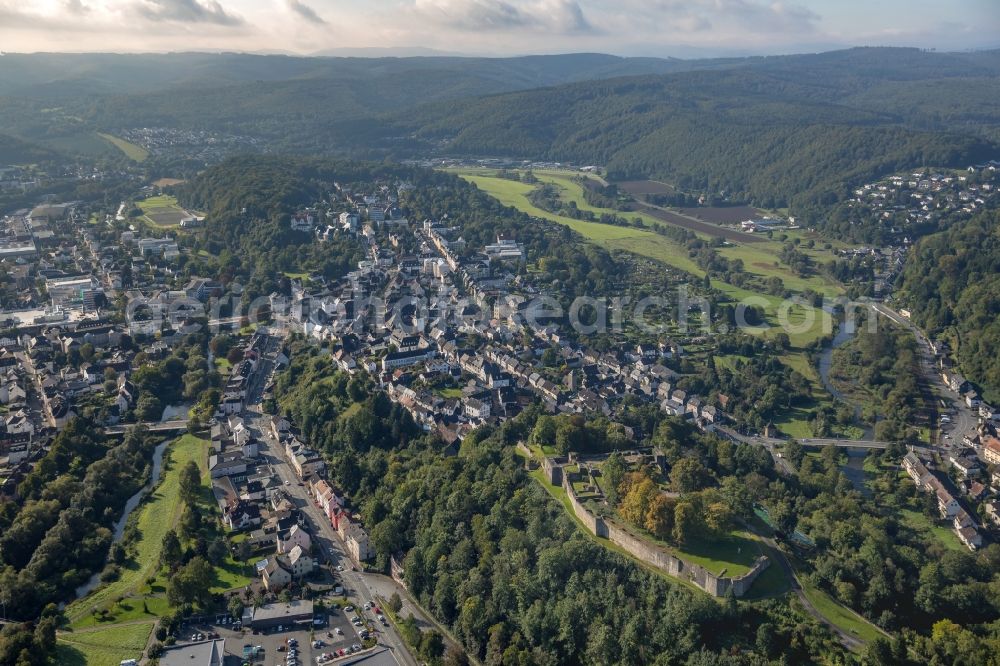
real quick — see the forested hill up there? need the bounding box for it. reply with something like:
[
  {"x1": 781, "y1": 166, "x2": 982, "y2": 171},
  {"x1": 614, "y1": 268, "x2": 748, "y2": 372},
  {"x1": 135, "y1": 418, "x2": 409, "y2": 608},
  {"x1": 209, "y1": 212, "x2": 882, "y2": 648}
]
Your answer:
[
  {"x1": 0, "y1": 52, "x2": 704, "y2": 99},
  {"x1": 897, "y1": 208, "x2": 1000, "y2": 402},
  {"x1": 5, "y1": 47, "x2": 1000, "y2": 210},
  {"x1": 387, "y1": 48, "x2": 1000, "y2": 209},
  {"x1": 0, "y1": 133, "x2": 61, "y2": 164}
]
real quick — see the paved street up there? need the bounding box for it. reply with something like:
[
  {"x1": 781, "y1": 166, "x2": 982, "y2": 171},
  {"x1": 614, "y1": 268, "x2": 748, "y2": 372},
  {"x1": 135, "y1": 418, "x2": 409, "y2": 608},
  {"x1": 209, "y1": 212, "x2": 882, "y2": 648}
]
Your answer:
[{"x1": 249, "y1": 411, "x2": 417, "y2": 666}]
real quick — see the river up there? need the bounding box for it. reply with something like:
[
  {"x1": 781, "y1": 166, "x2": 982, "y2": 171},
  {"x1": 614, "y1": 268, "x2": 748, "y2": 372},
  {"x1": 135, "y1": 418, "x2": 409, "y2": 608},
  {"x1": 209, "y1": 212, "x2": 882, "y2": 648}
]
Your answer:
[
  {"x1": 816, "y1": 308, "x2": 875, "y2": 440},
  {"x1": 816, "y1": 308, "x2": 875, "y2": 496},
  {"x1": 73, "y1": 437, "x2": 171, "y2": 599}
]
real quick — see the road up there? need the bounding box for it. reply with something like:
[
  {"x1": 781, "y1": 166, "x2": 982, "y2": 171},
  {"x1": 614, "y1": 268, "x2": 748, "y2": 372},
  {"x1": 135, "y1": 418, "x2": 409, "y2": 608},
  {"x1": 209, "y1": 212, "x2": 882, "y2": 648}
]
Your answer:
[{"x1": 246, "y1": 409, "x2": 417, "y2": 666}]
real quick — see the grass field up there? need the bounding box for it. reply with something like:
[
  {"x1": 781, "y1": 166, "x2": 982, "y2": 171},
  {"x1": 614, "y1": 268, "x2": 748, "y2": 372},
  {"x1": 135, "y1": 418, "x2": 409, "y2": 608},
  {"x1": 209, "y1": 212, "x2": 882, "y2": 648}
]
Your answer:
[
  {"x1": 900, "y1": 509, "x2": 966, "y2": 552},
  {"x1": 136, "y1": 194, "x2": 189, "y2": 228},
  {"x1": 456, "y1": 168, "x2": 843, "y2": 290},
  {"x1": 97, "y1": 132, "x2": 150, "y2": 162},
  {"x1": 56, "y1": 621, "x2": 154, "y2": 666},
  {"x1": 67, "y1": 434, "x2": 212, "y2": 625},
  {"x1": 799, "y1": 579, "x2": 886, "y2": 644},
  {"x1": 667, "y1": 531, "x2": 762, "y2": 577}
]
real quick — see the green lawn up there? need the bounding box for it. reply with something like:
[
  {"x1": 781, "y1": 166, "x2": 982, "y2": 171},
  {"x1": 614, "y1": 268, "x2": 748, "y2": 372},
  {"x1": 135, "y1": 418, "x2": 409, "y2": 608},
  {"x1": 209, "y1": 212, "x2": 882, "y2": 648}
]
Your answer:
[
  {"x1": 97, "y1": 132, "x2": 149, "y2": 162},
  {"x1": 740, "y1": 544, "x2": 793, "y2": 599},
  {"x1": 66, "y1": 434, "x2": 210, "y2": 624},
  {"x1": 671, "y1": 531, "x2": 762, "y2": 577},
  {"x1": 338, "y1": 401, "x2": 363, "y2": 421},
  {"x1": 56, "y1": 621, "x2": 154, "y2": 666},
  {"x1": 435, "y1": 387, "x2": 464, "y2": 399},
  {"x1": 799, "y1": 579, "x2": 886, "y2": 644},
  {"x1": 900, "y1": 509, "x2": 966, "y2": 552}
]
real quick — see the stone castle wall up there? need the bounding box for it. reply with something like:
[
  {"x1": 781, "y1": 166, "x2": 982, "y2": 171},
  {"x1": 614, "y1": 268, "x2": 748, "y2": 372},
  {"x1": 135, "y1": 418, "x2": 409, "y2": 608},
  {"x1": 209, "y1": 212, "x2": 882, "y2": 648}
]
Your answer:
[{"x1": 559, "y1": 472, "x2": 769, "y2": 597}]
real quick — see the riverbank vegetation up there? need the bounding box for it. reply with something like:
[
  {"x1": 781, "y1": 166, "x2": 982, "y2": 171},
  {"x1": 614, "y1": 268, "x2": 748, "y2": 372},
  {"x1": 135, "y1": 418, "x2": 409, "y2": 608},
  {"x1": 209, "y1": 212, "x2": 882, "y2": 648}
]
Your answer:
[{"x1": 827, "y1": 319, "x2": 930, "y2": 442}]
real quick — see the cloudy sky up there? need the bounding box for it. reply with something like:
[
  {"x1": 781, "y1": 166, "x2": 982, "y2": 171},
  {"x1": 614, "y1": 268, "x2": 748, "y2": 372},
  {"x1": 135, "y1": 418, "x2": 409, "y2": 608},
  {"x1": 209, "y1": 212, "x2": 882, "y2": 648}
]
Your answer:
[{"x1": 1, "y1": 0, "x2": 998, "y2": 57}]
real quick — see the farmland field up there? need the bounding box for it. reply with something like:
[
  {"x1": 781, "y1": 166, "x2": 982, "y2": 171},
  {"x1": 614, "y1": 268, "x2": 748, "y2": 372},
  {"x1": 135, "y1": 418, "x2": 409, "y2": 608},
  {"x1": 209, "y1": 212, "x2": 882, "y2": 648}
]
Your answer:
[
  {"x1": 679, "y1": 205, "x2": 763, "y2": 224},
  {"x1": 136, "y1": 194, "x2": 190, "y2": 228},
  {"x1": 636, "y1": 203, "x2": 766, "y2": 243},
  {"x1": 618, "y1": 179, "x2": 675, "y2": 196},
  {"x1": 152, "y1": 177, "x2": 185, "y2": 187}
]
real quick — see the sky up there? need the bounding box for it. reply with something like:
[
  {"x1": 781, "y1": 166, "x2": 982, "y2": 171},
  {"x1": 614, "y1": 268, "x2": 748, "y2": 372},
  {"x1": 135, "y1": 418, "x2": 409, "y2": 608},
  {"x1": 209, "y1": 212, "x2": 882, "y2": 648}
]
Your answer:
[{"x1": 0, "y1": 0, "x2": 998, "y2": 57}]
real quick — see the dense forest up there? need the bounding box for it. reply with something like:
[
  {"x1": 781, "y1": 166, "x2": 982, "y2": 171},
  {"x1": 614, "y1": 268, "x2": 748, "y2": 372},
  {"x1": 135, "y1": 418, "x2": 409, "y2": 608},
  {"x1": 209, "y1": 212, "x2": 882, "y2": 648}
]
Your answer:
[
  {"x1": 271, "y1": 341, "x2": 1000, "y2": 664},
  {"x1": 897, "y1": 208, "x2": 1000, "y2": 402},
  {"x1": 392, "y1": 70, "x2": 997, "y2": 209}
]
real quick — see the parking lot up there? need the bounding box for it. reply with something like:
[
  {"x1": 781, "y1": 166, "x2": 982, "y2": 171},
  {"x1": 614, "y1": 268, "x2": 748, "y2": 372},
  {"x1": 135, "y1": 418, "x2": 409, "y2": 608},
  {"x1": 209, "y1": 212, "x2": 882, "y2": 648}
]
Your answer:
[{"x1": 178, "y1": 604, "x2": 377, "y2": 664}]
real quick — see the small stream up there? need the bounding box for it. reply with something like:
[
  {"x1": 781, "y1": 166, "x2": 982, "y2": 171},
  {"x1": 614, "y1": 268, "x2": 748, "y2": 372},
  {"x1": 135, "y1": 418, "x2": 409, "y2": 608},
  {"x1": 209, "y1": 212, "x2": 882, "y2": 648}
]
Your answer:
[{"x1": 73, "y1": 438, "x2": 171, "y2": 599}]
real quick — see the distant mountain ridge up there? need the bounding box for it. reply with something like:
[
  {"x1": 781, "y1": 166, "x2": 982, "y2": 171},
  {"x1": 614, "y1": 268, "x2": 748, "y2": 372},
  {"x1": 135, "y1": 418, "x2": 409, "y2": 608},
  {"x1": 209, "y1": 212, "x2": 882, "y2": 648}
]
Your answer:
[{"x1": 2, "y1": 47, "x2": 999, "y2": 211}]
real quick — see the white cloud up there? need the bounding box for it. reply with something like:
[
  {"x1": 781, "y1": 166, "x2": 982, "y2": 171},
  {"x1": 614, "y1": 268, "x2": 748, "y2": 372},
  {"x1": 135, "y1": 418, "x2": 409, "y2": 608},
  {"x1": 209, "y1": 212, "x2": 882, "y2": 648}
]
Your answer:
[
  {"x1": 413, "y1": 0, "x2": 594, "y2": 34},
  {"x1": 134, "y1": 0, "x2": 244, "y2": 26}
]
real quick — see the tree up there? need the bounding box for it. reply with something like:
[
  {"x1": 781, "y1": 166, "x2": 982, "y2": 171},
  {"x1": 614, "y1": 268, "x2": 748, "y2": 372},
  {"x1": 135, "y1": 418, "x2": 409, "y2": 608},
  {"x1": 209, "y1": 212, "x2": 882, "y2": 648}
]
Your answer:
[
  {"x1": 179, "y1": 461, "x2": 202, "y2": 505},
  {"x1": 601, "y1": 453, "x2": 626, "y2": 505},
  {"x1": 206, "y1": 538, "x2": 228, "y2": 565},
  {"x1": 670, "y1": 457, "x2": 709, "y2": 493},
  {"x1": 236, "y1": 540, "x2": 253, "y2": 563},
  {"x1": 529, "y1": 416, "x2": 556, "y2": 448},
  {"x1": 135, "y1": 392, "x2": 162, "y2": 421},
  {"x1": 863, "y1": 637, "x2": 893, "y2": 666},
  {"x1": 644, "y1": 493, "x2": 676, "y2": 539},
  {"x1": 619, "y1": 474, "x2": 657, "y2": 526},
  {"x1": 443, "y1": 644, "x2": 469, "y2": 666},
  {"x1": 672, "y1": 502, "x2": 701, "y2": 545},
  {"x1": 79, "y1": 343, "x2": 95, "y2": 362},
  {"x1": 720, "y1": 476, "x2": 753, "y2": 519},
  {"x1": 166, "y1": 557, "x2": 214, "y2": 607},
  {"x1": 179, "y1": 504, "x2": 201, "y2": 539},
  {"x1": 228, "y1": 596, "x2": 244, "y2": 621},
  {"x1": 755, "y1": 622, "x2": 776, "y2": 658},
  {"x1": 704, "y1": 502, "x2": 733, "y2": 534},
  {"x1": 418, "y1": 631, "x2": 445, "y2": 661},
  {"x1": 388, "y1": 592, "x2": 403, "y2": 614},
  {"x1": 160, "y1": 530, "x2": 183, "y2": 570},
  {"x1": 369, "y1": 518, "x2": 402, "y2": 569}
]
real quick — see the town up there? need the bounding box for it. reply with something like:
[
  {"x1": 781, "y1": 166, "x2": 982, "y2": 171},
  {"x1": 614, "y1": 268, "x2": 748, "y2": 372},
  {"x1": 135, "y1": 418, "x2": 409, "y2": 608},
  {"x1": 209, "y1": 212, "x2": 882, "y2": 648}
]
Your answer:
[{"x1": 1, "y1": 153, "x2": 999, "y2": 664}]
